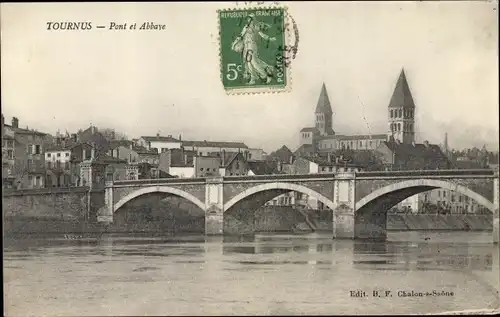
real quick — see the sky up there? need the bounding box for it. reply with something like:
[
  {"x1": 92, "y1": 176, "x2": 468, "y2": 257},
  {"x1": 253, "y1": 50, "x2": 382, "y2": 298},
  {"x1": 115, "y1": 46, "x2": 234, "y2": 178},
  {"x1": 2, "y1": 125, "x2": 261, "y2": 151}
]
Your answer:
[{"x1": 1, "y1": 1, "x2": 498, "y2": 153}]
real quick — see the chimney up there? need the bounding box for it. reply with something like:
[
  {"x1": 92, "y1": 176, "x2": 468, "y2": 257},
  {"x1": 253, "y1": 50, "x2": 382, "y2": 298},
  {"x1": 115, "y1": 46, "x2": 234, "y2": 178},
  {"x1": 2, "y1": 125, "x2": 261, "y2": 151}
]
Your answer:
[
  {"x1": 11, "y1": 117, "x2": 19, "y2": 128},
  {"x1": 423, "y1": 140, "x2": 429, "y2": 148},
  {"x1": 156, "y1": 132, "x2": 160, "y2": 137},
  {"x1": 179, "y1": 134, "x2": 182, "y2": 141}
]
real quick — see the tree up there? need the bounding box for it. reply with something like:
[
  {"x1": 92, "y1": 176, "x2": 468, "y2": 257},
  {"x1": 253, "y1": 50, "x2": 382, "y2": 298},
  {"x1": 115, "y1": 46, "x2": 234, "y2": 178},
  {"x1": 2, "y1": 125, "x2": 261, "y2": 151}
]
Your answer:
[{"x1": 100, "y1": 128, "x2": 128, "y2": 141}]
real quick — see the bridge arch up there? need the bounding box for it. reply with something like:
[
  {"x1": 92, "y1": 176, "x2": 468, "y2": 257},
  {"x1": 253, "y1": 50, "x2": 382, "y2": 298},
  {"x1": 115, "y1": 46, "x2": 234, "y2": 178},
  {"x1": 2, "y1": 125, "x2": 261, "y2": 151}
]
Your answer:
[
  {"x1": 355, "y1": 179, "x2": 495, "y2": 212},
  {"x1": 113, "y1": 186, "x2": 206, "y2": 213},
  {"x1": 223, "y1": 182, "x2": 336, "y2": 212}
]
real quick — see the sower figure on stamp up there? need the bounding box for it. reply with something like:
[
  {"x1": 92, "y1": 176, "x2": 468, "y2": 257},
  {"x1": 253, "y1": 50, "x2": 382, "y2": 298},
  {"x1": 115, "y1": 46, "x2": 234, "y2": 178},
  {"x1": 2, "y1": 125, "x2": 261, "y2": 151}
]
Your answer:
[{"x1": 231, "y1": 13, "x2": 276, "y2": 85}]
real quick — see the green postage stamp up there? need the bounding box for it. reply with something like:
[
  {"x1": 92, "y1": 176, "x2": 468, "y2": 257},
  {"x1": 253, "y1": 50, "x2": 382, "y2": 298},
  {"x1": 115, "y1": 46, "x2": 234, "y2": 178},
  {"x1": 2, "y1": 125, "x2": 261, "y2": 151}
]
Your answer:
[{"x1": 218, "y1": 7, "x2": 292, "y2": 94}]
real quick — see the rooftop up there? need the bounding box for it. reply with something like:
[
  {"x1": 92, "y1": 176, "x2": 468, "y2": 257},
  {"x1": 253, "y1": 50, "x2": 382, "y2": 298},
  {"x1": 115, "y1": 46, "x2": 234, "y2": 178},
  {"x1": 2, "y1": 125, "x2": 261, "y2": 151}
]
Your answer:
[
  {"x1": 388, "y1": 69, "x2": 416, "y2": 109},
  {"x1": 182, "y1": 140, "x2": 248, "y2": 149},
  {"x1": 141, "y1": 135, "x2": 181, "y2": 143},
  {"x1": 315, "y1": 83, "x2": 333, "y2": 114}
]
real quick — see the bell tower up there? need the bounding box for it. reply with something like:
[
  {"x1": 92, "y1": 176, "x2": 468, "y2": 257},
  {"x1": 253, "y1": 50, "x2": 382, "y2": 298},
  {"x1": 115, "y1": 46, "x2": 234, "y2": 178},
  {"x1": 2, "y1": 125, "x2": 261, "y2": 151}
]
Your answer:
[
  {"x1": 315, "y1": 83, "x2": 335, "y2": 136},
  {"x1": 387, "y1": 69, "x2": 416, "y2": 144}
]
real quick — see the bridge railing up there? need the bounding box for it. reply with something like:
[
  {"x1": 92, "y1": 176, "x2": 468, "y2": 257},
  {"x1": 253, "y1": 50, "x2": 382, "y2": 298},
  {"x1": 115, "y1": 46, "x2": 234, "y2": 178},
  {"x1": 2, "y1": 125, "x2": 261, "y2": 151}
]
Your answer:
[
  {"x1": 113, "y1": 177, "x2": 207, "y2": 186},
  {"x1": 106, "y1": 168, "x2": 497, "y2": 187},
  {"x1": 356, "y1": 169, "x2": 496, "y2": 178}
]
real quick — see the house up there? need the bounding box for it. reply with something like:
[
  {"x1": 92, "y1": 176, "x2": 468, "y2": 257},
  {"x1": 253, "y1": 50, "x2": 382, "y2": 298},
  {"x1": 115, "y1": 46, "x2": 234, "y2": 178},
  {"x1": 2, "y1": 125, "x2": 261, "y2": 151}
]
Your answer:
[
  {"x1": 158, "y1": 148, "x2": 197, "y2": 178},
  {"x1": 219, "y1": 152, "x2": 249, "y2": 176},
  {"x1": 247, "y1": 148, "x2": 265, "y2": 161},
  {"x1": 2, "y1": 115, "x2": 16, "y2": 188},
  {"x1": 76, "y1": 125, "x2": 110, "y2": 154},
  {"x1": 193, "y1": 156, "x2": 220, "y2": 177},
  {"x1": 44, "y1": 144, "x2": 72, "y2": 187},
  {"x1": 375, "y1": 139, "x2": 451, "y2": 171},
  {"x1": 247, "y1": 160, "x2": 281, "y2": 176},
  {"x1": 181, "y1": 140, "x2": 248, "y2": 157},
  {"x1": 290, "y1": 154, "x2": 363, "y2": 175},
  {"x1": 4, "y1": 116, "x2": 53, "y2": 189},
  {"x1": 108, "y1": 140, "x2": 158, "y2": 164},
  {"x1": 137, "y1": 134, "x2": 182, "y2": 153}
]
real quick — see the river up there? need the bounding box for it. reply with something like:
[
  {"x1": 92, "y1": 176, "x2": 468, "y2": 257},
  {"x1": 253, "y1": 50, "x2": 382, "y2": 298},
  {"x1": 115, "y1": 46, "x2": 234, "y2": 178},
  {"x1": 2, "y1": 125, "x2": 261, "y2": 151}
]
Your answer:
[{"x1": 3, "y1": 231, "x2": 499, "y2": 316}]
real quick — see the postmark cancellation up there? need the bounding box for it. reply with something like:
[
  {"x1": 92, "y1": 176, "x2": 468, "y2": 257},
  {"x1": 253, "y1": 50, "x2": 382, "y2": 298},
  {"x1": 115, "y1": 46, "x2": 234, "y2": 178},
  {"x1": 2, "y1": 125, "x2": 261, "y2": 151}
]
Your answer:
[{"x1": 217, "y1": 6, "x2": 295, "y2": 95}]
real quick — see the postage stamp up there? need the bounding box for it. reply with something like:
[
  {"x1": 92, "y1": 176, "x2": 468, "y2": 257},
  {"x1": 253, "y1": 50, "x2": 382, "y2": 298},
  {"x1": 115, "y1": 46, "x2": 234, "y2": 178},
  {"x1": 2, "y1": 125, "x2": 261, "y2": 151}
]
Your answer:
[{"x1": 217, "y1": 7, "x2": 293, "y2": 95}]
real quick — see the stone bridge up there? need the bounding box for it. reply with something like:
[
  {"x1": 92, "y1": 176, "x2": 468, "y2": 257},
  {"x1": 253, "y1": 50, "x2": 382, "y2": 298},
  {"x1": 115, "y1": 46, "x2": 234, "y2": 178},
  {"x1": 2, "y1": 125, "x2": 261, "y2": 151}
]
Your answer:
[{"x1": 97, "y1": 169, "x2": 499, "y2": 242}]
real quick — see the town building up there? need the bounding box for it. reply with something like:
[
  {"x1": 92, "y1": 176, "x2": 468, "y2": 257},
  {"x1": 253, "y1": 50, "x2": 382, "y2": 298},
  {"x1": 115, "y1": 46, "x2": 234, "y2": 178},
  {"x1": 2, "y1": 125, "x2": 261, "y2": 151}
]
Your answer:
[
  {"x1": 181, "y1": 140, "x2": 249, "y2": 157},
  {"x1": 2, "y1": 116, "x2": 53, "y2": 189},
  {"x1": 137, "y1": 134, "x2": 182, "y2": 153},
  {"x1": 44, "y1": 144, "x2": 72, "y2": 187},
  {"x1": 2, "y1": 115, "x2": 16, "y2": 188},
  {"x1": 108, "y1": 140, "x2": 160, "y2": 178}
]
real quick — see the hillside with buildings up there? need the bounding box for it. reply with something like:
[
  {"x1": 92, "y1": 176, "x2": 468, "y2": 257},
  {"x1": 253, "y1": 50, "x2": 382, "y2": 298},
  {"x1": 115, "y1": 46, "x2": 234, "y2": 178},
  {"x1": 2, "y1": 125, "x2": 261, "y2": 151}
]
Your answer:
[{"x1": 2, "y1": 69, "x2": 498, "y2": 216}]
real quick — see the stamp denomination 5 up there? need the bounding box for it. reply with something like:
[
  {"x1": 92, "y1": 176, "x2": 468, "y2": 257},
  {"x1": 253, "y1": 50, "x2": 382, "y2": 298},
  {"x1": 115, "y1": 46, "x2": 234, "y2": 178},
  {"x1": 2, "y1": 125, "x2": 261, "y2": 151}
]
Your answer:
[{"x1": 217, "y1": 7, "x2": 293, "y2": 95}]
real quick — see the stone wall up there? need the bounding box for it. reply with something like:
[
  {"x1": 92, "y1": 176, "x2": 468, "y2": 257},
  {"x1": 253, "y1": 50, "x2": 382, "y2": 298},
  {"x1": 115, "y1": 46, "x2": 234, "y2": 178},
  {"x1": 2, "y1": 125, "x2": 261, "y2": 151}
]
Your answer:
[
  {"x1": 2, "y1": 187, "x2": 96, "y2": 235},
  {"x1": 3, "y1": 187, "x2": 89, "y2": 220}
]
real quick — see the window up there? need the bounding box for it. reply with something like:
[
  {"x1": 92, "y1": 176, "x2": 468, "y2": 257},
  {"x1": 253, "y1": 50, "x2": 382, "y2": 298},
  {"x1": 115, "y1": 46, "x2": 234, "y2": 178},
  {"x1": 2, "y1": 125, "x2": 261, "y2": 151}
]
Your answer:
[
  {"x1": 47, "y1": 153, "x2": 51, "y2": 158},
  {"x1": 65, "y1": 153, "x2": 69, "y2": 157},
  {"x1": 65, "y1": 162, "x2": 69, "y2": 170},
  {"x1": 7, "y1": 150, "x2": 13, "y2": 159},
  {"x1": 27, "y1": 144, "x2": 33, "y2": 154},
  {"x1": 390, "y1": 110, "x2": 394, "y2": 118},
  {"x1": 35, "y1": 176, "x2": 41, "y2": 186},
  {"x1": 57, "y1": 153, "x2": 61, "y2": 157},
  {"x1": 56, "y1": 161, "x2": 61, "y2": 169},
  {"x1": 200, "y1": 168, "x2": 204, "y2": 171},
  {"x1": 248, "y1": 153, "x2": 252, "y2": 159},
  {"x1": 399, "y1": 109, "x2": 402, "y2": 117},
  {"x1": 34, "y1": 145, "x2": 41, "y2": 154},
  {"x1": 443, "y1": 191, "x2": 446, "y2": 198},
  {"x1": 213, "y1": 168, "x2": 216, "y2": 172},
  {"x1": 27, "y1": 159, "x2": 33, "y2": 169},
  {"x1": 47, "y1": 161, "x2": 52, "y2": 169}
]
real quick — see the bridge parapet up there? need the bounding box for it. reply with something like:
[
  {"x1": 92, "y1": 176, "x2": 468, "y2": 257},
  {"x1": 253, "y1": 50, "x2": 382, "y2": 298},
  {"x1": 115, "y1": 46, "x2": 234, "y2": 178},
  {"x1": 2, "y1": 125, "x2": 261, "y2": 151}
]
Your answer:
[{"x1": 356, "y1": 169, "x2": 496, "y2": 178}]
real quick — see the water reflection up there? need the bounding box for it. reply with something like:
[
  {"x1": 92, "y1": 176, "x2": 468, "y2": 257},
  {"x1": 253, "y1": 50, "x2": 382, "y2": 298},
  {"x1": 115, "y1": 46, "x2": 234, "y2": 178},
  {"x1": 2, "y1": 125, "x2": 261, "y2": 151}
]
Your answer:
[{"x1": 4, "y1": 231, "x2": 499, "y2": 316}]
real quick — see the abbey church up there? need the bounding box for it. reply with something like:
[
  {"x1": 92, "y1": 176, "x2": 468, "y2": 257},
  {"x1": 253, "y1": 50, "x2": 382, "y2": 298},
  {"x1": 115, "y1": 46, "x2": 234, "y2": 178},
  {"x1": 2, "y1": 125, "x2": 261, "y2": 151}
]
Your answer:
[{"x1": 297, "y1": 69, "x2": 418, "y2": 156}]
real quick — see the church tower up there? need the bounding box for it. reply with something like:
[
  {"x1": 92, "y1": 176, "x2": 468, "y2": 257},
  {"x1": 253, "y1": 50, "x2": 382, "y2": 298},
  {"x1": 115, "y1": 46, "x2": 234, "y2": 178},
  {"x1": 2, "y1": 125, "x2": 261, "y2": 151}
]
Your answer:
[
  {"x1": 315, "y1": 83, "x2": 335, "y2": 136},
  {"x1": 387, "y1": 69, "x2": 416, "y2": 144}
]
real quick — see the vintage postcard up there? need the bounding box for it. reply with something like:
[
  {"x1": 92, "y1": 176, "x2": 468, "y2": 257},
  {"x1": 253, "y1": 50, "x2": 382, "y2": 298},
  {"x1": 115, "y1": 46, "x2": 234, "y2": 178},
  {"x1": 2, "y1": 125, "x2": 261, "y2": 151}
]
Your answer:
[{"x1": 2, "y1": 1, "x2": 499, "y2": 316}]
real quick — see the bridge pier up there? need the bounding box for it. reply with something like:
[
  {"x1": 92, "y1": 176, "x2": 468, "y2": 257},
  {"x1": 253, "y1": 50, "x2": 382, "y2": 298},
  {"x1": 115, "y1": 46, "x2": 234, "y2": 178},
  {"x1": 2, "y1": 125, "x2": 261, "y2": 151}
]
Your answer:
[
  {"x1": 333, "y1": 174, "x2": 356, "y2": 239},
  {"x1": 205, "y1": 177, "x2": 224, "y2": 235}
]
